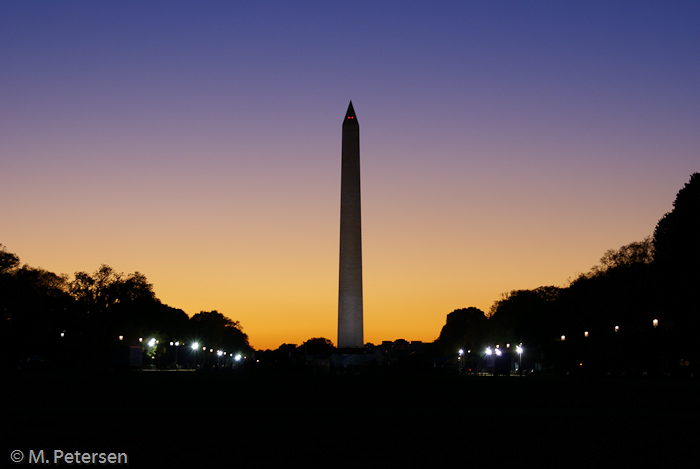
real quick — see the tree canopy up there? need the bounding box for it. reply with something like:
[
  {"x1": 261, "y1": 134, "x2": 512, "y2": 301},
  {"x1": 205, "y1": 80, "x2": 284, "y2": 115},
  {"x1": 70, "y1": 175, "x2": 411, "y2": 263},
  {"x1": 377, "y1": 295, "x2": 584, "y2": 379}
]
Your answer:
[{"x1": 0, "y1": 248, "x2": 251, "y2": 369}]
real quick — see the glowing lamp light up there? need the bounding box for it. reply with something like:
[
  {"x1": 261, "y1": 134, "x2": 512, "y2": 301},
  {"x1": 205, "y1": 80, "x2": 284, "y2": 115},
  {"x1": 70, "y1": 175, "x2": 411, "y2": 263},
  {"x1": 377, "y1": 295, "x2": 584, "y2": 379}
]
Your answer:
[
  {"x1": 516, "y1": 346, "x2": 523, "y2": 355},
  {"x1": 191, "y1": 342, "x2": 199, "y2": 350},
  {"x1": 118, "y1": 335, "x2": 123, "y2": 341},
  {"x1": 615, "y1": 326, "x2": 620, "y2": 332},
  {"x1": 584, "y1": 331, "x2": 589, "y2": 338},
  {"x1": 485, "y1": 347, "x2": 492, "y2": 355},
  {"x1": 561, "y1": 335, "x2": 566, "y2": 341},
  {"x1": 495, "y1": 348, "x2": 502, "y2": 357},
  {"x1": 235, "y1": 354, "x2": 242, "y2": 362},
  {"x1": 148, "y1": 338, "x2": 156, "y2": 347},
  {"x1": 653, "y1": 319, "x2": 659, "y2": 328}
]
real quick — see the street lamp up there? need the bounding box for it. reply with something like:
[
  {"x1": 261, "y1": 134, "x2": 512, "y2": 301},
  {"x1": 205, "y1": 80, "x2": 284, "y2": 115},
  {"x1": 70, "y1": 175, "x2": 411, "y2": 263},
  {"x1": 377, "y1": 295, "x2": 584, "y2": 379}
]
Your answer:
[
  {"x1": 458, "y1": 349, "x2": 464, "y2": 373},
  {"x1": 516, "y1": 345, "x2": 523, "y2": 375},
  {"x1": 485, "y1": 347, "x2": 499, "y2": 375},
  {"x1": 171, "y1": 341, "x2": 179, "y2": 368},
  {"x1": 191, "y1": 342, "x2": 199, "y2": 369}
]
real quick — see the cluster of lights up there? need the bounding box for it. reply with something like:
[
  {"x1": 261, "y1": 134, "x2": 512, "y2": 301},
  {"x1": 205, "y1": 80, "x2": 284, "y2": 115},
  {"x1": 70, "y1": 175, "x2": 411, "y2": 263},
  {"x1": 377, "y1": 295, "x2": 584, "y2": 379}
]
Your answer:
[
  {"x1": 470, "y1": 344, "x2": 525, "y2": 373},
  {"x1": 459, "y1": 318, "x2": 662, "y2": 373},
  {"x1": 189, "y1": 342, "x2": 243, "y2": 361},
  {"x1": 110, "y1": 337, "x2": 244, "y2": 363},
  {"x1": 567, "y1": 320, "x2": 660, "y2": 340}
]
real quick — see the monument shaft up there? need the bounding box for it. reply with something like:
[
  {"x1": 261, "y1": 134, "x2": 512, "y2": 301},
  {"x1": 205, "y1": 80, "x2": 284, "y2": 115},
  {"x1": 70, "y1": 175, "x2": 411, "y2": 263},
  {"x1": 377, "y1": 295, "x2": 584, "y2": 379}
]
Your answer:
[{"x1": 338, "y1": 102, "x2": 363, "y2": 350}]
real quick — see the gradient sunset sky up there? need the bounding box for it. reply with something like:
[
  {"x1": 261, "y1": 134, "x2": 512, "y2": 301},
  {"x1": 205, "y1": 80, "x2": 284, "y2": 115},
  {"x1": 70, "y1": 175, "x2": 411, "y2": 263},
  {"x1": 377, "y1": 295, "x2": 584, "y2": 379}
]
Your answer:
[{"x1": 2, "y1": 1, "x2": 698, "y2": 350}]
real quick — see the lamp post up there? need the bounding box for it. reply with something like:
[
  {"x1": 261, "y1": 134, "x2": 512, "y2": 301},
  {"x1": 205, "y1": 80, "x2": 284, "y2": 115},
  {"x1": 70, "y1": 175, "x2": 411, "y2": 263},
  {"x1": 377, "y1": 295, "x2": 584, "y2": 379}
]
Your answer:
[
  {"x1": 458, "y1": 349, "x2": 464, "y2": 374},
  {"x1": 191, "y1": 342, "x2": 199, "y2": 369},
  {"x1": 495, "y1": 347, "x2": 502, "y2": 376},
  {"x1": 170, "y1": 341, "x2": 179, "y2": 368},
  {"x1": 516, "y1": 345, "x2": 523, "y2": 376},
  {"x1": 483, "y1": 346, "x2": 502, "y2": 376},
  {"x1": 485, "y1": 347, "x2": 492, "y2": 374}
]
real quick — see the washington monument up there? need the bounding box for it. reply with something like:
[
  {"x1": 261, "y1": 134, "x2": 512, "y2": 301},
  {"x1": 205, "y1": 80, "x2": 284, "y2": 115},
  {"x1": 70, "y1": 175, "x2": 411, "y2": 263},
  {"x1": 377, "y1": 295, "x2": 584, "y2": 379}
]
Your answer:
[{"x1": 337, "y1": 101, "x2": 364, "y2": 350}]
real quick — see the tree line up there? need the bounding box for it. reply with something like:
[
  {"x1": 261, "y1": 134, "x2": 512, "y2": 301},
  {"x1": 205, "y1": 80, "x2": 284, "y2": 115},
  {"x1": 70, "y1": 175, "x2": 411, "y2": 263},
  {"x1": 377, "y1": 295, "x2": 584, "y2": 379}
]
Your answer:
[
  {"x1": 437, "y1": 173, "x2": 700, "y2": 376},
  {"x1": 3, "y1": 173, "x2": 698, "y2": 374},
  {"x1": 0, "y1": 255, "x2": 252, "y2": 370}
]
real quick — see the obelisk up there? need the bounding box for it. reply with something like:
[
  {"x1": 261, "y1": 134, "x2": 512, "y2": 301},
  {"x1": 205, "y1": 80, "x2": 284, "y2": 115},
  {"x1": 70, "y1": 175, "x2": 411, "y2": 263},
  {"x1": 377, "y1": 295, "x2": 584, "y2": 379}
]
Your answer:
[{"x1": 337, "y1": 101, "x2": 364, "y2": 351}]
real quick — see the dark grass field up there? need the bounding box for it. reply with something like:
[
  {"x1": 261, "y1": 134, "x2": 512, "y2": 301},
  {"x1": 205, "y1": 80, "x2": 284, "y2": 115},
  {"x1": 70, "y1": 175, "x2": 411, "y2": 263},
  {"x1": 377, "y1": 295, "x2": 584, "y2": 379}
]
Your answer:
[{"x1": 4, "y1": 370, "x2": 698, "y2": 467}]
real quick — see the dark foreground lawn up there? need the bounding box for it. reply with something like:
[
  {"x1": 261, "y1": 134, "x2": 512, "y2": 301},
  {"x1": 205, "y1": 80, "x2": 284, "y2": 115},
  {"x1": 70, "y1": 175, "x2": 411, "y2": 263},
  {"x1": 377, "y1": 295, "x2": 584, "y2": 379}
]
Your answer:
[{"x1": 3, "y1": 370, "x2": 698, "y2": 468}]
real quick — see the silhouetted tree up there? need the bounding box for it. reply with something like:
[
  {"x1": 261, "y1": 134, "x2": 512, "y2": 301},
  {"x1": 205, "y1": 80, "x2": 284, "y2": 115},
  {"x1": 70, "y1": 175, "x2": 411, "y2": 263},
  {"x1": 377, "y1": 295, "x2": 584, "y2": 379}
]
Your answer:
[
  {"x1": 436, "y1": 307, "x2": 488, "y2": 355},
  {"x1": 653, "y1": 172, "x2": 700, "y2": 363},
  {"x1": 568, "y1": 238, "x2": 657, "y2": 328},
  {"x1": 190, "y1": 310, "x2": 252, "y2": 357},
  {"x1": 489, "y1": 287, "x2": 561, "y2": 343},
  {"x1": 0, "y1": 255, "x2": 74, "y2": 368},
  {"x1": 0, "y1": 244, "x2": 19, "y2": 273},
  {"x1": 654, "y1": 173, "x2": 700, "y2": 269},
  {"x1": 485, "y1": 287, "x2": 561, "y2": 371},
  {"x1": 0, "y1": 244, "x2": 256, "y2": 370},
  {"x1": 302, "y1": 337, "x2": 334, "y2": 356},
  {"x1": 582, "y1": 237, "x2": 654, "y2": 278}
]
